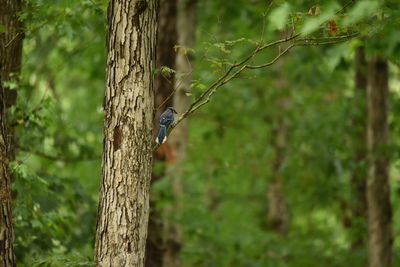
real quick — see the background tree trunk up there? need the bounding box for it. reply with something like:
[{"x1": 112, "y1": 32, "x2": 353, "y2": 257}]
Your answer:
[
  {"x1": 94, "y1": 0, "x2": 157, "y2": 266},
  {"x1": 267, "y1": 109, "x2": 289, "y2": 236},
  {"x1": 0, "y1": 0, "x2": 23, "y2": 266},
  {"x1": 163, "y1": 0, "x2": 197, "y2": 266},
  {"x1": 266, "y1": 57, "x2": 290, "y2": 236},
  {"x1": 146, "y1": 0, "x2": 177, "y2": 266},
  {"x1": 366, "y1": 56, "x2": 392, "y2": 267},
  {"x1": 348, "y1": 46, "x2": 367, "y2": 249}
]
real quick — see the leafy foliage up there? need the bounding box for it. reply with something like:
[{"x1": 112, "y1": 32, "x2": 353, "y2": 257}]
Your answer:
[{"x1": 10, "y1": 0, "x2": 400, "y2": 266}]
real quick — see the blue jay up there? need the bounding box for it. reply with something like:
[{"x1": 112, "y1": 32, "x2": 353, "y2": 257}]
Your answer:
[{"x1": 156, "y1": 107, "x2": 177, "y2": 144}]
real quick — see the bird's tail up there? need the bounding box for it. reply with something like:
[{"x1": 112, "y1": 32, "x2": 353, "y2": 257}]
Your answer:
[{"x1": 156, "y1": 125, "x2": 167, "y2": 144}]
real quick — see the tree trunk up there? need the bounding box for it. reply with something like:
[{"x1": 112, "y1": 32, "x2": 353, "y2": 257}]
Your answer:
[
  {"x1": 94, "y1": 0, "x2": 157, "y2": 266},
  {"x1": 0, "y1": 0, "x2": 23, "y2": 266},
  {"x1": 163, "y1": 0, "x2": 197, "y2": 266},
  {"x1": 267, "y1": 112, "x2": 289, "y2": 235},
  {"x1": 348, "y1": 46, "x2": 368, "y2": 249},
  {"x1": 366, "y1": 56, "x2": 392, "y2": 267},
  {"x1": 266, "y1": 55, "x2": 290, "y2": 236},
  {"x1": 146, "y1": 0, "x2": 177, "y2": 266}
]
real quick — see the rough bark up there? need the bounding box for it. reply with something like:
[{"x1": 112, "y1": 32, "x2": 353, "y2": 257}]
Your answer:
[
  {"x1": 0, "y1": 0, "x2": 23, "y2": 266},
  {"x1": 146, "y1": 0, "x2": 177, "y2": 266},
  {"x1": 348, "y1": 46, "x2": 367, "y2": 249},
  {"x1": 94, "y1": 0, "x2": 157, "y2": 266},
  {"x1": 366, "y1": 56, "x2": 392, "y2": 267},
  {"x1": 163, "y1": 0, "x2": 197, "y2": 266}
]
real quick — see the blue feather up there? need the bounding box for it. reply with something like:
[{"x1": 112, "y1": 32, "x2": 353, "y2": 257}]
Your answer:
[{"x1": 156, "y1": 125, "x2": 167, "y2": 144}]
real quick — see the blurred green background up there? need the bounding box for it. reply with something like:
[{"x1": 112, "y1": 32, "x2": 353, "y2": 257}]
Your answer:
[{"x1": 9, "y1": 0, "x2": 400, "y2": 266}]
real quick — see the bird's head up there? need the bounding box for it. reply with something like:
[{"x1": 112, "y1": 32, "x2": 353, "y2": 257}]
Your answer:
[{"x1": 167, "y1": 107, "x2": 178, "y2": 114}]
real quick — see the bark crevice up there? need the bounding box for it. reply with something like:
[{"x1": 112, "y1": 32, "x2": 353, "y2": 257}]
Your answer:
[{"x1": 95, "y1": 0, "x2": 157, "y2": 266}]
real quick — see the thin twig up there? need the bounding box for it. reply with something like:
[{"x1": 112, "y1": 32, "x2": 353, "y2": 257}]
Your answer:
[
  {"x1": 336, "y1": 0, "x2": 356, "y2": 14},
  {"x1": 6, "y1": 20, "x2": 49, "y2": 48},
  {"x1": 246, "y1": 44, "x2": 295, "y2": 69},
  {"x1": 184, "y1": 34, "x2": 301, "y2": 115},
  {"x1": 156, "y1": 49, "x2": 196, "y2": 111},
  {"x1": 260, "y1": 0, "x2": 276, "y2": 42},
  {"x1": 156, "y1": 69, "x2": 193, "y2": 110},
  {"x1": 152, "y1": 26, "x2": 358, "y2": 151}
]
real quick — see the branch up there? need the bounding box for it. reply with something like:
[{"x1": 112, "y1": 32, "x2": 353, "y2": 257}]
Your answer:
[
  {"x1": 152, "y1": 27, "x2": 358, "y2": 151},
  {"x1": 294, "y1": 32, "x2": 359, "y2": 46},
  {"x1": 182, "y1": 34, "x2": 301, "y2": 116},
  {"x1": 6, "y1": 20, "x2": 50, "y2": 48},
  {"x1": 246, "y1": 44, "x2": 295, "y2": 69},
  {"x1": 336, "y1": 0, "x2": 356, "y2": 15}
]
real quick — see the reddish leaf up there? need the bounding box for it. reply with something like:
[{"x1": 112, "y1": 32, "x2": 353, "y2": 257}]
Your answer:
[{"x1": 327, "y1": 19, "x2": 340, "y2": 35}]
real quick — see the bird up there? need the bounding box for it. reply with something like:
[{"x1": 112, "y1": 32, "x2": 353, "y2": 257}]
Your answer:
[{"x1": 156, "y1": 107, "x2": 177, "y2": 144}]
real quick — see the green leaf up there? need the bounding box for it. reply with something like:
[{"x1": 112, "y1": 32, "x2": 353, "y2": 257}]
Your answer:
[
  {"x1": 3, "y1": 81, "x2": 18, "y2": 89},
  {"x1": 224, "y1": 38, "x2": 246, "y2": 45},
  {"x1": 174, "y1": 45, "x2": 195, "y2": 55},
  {"x1": 268, "y1": 3, "x2": 291, "y2": 30},
  {"x1": 191, "y1": 80, "x2": 207, "y2": 91},
  {"x1": 160, "y1": 66, "x2": 176, "y2": 78},
  {"x1": 213, "y1": 43, "x2": 231, "y2": 54},
  {"x1": 0, "y1": 24, "x2": 6, "y2": 33}
]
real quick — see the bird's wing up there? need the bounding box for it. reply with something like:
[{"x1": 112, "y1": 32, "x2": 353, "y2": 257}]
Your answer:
[{"x1": 160, "y1": 115, "x2": 173, "y2": 126}]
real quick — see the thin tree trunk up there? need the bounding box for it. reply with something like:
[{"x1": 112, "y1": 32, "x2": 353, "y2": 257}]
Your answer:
[
  {"x1": 366, "y1": 56, "x2": 392, "y2": 267},
  {"x1": 266, "y1": 55, "x2": 290, "y2": 236},
  {"x1": 94, "y1": 0, "x2": 157, "y2": 266},
  {"x1": 146, "y1": 0, "x2": 177, "y2": 266},
  {"x1": 0, "y1": 0, "x2": 23, "y2": 266},
  {"x1": 267, "y1": 111, "x2": 289, "y2": 235},
  {"x1": 348, "y1": 46, "x2": 367, "y2": 249},
  {"x1": 163, "y1": 0, "x2": 197, "y2": 266}
]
